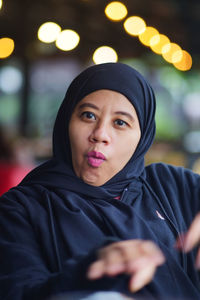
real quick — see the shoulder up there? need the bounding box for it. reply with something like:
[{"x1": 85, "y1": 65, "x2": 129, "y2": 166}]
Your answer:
[
  {"x1": 0, "y1": 184, "x2": 45, "y2": 213},
  {"x1": 144, "y1": 162, "x2": 200, "y2": 219},
  {"x1": 145, "y1": 162, "x2": 200, "y2": 185}
]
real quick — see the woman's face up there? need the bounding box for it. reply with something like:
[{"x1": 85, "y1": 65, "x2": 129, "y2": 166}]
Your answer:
[{"x1": 69, "y1": 89, "x2": 141, "y2": 186}]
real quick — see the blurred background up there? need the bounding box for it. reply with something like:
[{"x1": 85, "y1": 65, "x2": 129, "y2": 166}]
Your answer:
[{"x1": 0, "y1": 0, "x2": 200, "y2": 193}]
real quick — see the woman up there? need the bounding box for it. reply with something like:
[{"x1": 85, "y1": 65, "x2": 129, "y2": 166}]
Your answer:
[{"x1": 0, "y1": 62, "x2": 200, "y2": 300}]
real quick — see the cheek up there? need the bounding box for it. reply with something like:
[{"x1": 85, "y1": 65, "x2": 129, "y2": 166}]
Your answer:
[
  {"x1": 69, "y1": 122, "x2": 80, "y2": 158},
  {"x1": 69, "y1": 122, "x2": 88, "y2": 160},
  {"x1": 70, "y1": 133, "x2": 83, "y2": 158},
  {"x1": 115, "y1": 132, "x2": 141, "y2": 164}
]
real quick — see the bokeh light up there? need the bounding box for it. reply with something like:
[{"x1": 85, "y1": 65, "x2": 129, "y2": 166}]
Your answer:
[
  {"x1": 105, "y1": 1, "x2": 128, "y2": 21},
  {"x1": 183, "y1": 131, "x2": 200, "y2": 153},
  {"x1": 93, "y1": 46, "x2": 118, "y2": 64},
  {"x1": 0, "y1": 0, "x2": 3, "y2": 10},
  {"x1": 139, "y1": 27, "x2": 159, "y2": 47},
  {"x1": 173, "y1": 50, "x2": 192, "y2": 71},
  {"x1": 56, "y1": 30, "x2": 80, "y2": 51},
  {"x1": 124, "y1": 16, "x2": 146, "y2": 36},
  {"x1": 150, "y1": 34, "x2": 170, "y2": 54},
  {"x1": 0, "y1": 38, "x2": 15, "y2": 59},
  {"x1": 38, "y1": 22, "x2": 61, "y2": 43},
  {"x1": 162, "y1": 43, "x2": 182, "y2": 63},
  {"x1": 172, "y1": 49, "x2": 183, "y2": 63},
  {"x1": 183, "y1": 93, "x2": 200, "y2": 120},
  {"x1": 0, "y1": 66, "x2": 23, "y2": 94}
]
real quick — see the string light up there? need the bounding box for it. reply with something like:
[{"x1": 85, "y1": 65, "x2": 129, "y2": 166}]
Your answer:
[
  {"x1": 93, "y1": 46, "x2": 118, "y2": 64},
  {"x1": 0, "y1": 38, "x2": 15, "y2": 59},
  {"x1": 38, "y1": 22, "x2": 61, "y2": 43},
  {"x1": 105, "y1": 1, "x2": 128, "y2": 21},
  {"x1": 102, "y1": 0, "x2": 192, "y2": 71},
  {"x1": 150, "y1": 34, "x2": 170, "y2": 54},
  {"x1": 162, "y1": 43, "x2": 182, "y2": 63},
  {"x1": 172, "y1": 49, "x2": 183, "y2": 64},
  {"x1": 55, "y1": 30, "x2": 80, "y2": 51},
  {"x1": 139, "y1": 27, "x2": 159, "y2": 47},
  {"x1": 173, "y1": 50, "x2": 192, "y2": 71},
  {"x1": 124, "y1": 16, "x2": 146, "y2": 36}
]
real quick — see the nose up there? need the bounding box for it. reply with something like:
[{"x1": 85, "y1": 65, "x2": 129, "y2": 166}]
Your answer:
[{"x1": 89, "y1": 121, "x2": 111, "y2": 145}]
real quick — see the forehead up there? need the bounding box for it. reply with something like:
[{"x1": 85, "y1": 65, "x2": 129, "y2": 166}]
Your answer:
[{"x1": 76, "y1": 89, "x2": 135, "y2": 111}]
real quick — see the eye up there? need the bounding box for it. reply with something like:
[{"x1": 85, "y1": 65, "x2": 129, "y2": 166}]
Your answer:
[
  {"x1": 81, "y1": 111, "x2": 96, "y2": 120},
  {"x1": 114, "y1": 119, "x2": 128, "y2": 127}
]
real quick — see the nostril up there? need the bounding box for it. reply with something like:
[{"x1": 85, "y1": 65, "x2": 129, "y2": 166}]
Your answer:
[{"x1": 90, "y1": 136, "x2": 98, "y2": 143}]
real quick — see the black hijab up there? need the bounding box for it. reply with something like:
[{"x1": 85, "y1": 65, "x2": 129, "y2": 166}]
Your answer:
[{"x1": 21, "y1": 62, "x2": 156, "y2": 199}]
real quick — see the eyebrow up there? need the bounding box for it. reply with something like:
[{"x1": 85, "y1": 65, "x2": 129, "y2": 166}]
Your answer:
[
  {"x1": 78, "y1": 102, "x2": 135, "y2": 122},
  {"x1": 78, "y1": 103, "x2": 98, "y2": 110},
  {"x1": 114, "y1": 111, "x2": 134, "y2": 122}
]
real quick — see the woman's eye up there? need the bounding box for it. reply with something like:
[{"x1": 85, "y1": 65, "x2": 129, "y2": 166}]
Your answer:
[
  {"x1": 114, "y1": 119, "x2": 128, "y2": 127},
  {"x1": 81, "y1": 111, "x2": 96, "y2": 120}
]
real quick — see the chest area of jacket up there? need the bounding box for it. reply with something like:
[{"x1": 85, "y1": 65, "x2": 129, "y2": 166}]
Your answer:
[{"x1": 34, "y1": 197, "x2": 182, "y2": 261}]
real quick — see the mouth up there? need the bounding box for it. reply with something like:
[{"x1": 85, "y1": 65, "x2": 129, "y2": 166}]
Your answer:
[{"x1": 87, "y1": 151, "x2": 106, "y2": 168}]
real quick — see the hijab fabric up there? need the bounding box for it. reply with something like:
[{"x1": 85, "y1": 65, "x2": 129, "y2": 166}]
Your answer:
[{"x1": 21, "y1": 62, "x2": 156, "y2": 199}]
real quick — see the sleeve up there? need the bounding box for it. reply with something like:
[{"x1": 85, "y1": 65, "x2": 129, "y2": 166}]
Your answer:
[
  {"x1": 0, "y1": 194, "x2": 126, "y2": 300},
  {"x1": 147, "y1": 163, "x2": 200, "y2": 226},
  {"x1": 169, "y1": 165, "x2": 200, "y2": 220}
]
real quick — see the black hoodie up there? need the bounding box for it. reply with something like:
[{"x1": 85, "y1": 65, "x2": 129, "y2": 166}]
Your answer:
[{"x1": 0, "y1": 63, "x2": 199, "y2": 299}]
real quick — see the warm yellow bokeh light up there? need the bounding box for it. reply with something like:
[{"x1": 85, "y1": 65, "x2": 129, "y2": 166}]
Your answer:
[
  {"x1": 0, "y1": 38, "x2": 15, "y2": 59},
  {"x1": 56, "y1": 30, "x2": 80, "y2": 51},
  {"x1": 105, "y1": 1, "x2": 128, "y2": 21},
  {"x1": 172, "y1": 49, "x2": 183, "y2": 63},
  {"x1": 150, "y1": 34, "x2": 170, "y2": 54},
  {"x1": 173, "y1": 50, "x2": 192, "y2": 71},
  {"x1": 139, "y1": 27, "x2": 159, "y2": 47},
  {"x1": 0, "y1": 0, "x2": 3, "y2": 10},
  {"x1": 124, "y1": 16, "x2": 146, "y2": 36},
  {"x1": 93, "y1": 46, "x2": 118, "y2": 64},
  {"x1": 162, "y1": 43, "x2": 182, "y2": 63},
  {"x1": 38, "y1": 22, "x2": 61, "y2": 43}
]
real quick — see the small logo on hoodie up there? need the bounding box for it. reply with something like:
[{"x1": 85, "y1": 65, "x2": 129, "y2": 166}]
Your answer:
[{"x1": 156, "y1": 210, "x2": 165, "y2": 220}]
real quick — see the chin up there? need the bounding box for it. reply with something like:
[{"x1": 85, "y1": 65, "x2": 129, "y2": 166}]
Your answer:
[
  {"x1": 81, "y1": 174, "x2": 105, "y2": 187},
  {"x1": 82, "y1": 178, "x2": 101, "y2": 186}
]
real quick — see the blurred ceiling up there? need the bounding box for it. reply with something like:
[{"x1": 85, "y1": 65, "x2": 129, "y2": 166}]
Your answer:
[{"x1": 0, "y1": 0, "x2": 200, "y2": 67}]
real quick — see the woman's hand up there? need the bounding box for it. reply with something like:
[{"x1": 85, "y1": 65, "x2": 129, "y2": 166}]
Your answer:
[
  {"x1": 175, "y1": 212, "x2": 200, "y2": 269},
  {"x1": 87, "y1": 240, "x2": 165, "y2": 292}
]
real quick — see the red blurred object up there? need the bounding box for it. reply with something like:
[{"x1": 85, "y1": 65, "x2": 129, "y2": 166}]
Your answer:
[
  {"x1": 0, "y1": 125, "x2": 35, "y2": 196},
  {"x1": 0, "y1": 163, "x2": 33, "y2": 196}
]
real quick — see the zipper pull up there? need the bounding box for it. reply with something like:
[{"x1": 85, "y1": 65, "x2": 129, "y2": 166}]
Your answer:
[{"x1": 121, "y1": 187, "x2": 128, "y2": 202}]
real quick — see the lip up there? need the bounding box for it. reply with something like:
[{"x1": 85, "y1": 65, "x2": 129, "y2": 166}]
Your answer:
[{"x1": 87, "y1": 151, "x2": 106, "y2": 168}]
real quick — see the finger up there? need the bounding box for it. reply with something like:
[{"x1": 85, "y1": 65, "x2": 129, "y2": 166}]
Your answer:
[
  {"x1": 177, "y1": 213, "x2": 200, "y2": 252},
  {"x1": 87, "y1": 260, "x2": 105, "y2": 280},
  {"x1": 100, "y1": 248, "x2": 126, "y2": 276},
  {"x1": 103, "y1": 240, "x2": 164, "y2": 274},
  {"x1": 195, "y1": 247, "x2": 200, "y2": 270},
  {"x1": 97, "y1": 241, "x2": 141, "y2": 276},
  {"x1": 129, "y1": 263, "x2": 156, "y2": 292},
  {"x1": 139, "y1": 241, "x2": 165, "y2": 265},
  {"x1": 126, "y1": 253, "x2": 165, "y2": 274},
  {"x1": 87, "y1": 247, "x2": 126, "y2": 279},
  {"x1": 174, "y1": 233, "x2": 186, "y2": 250},
  {"x1": 125, "y1": 242, "x2": 165, "y2": 273}
]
